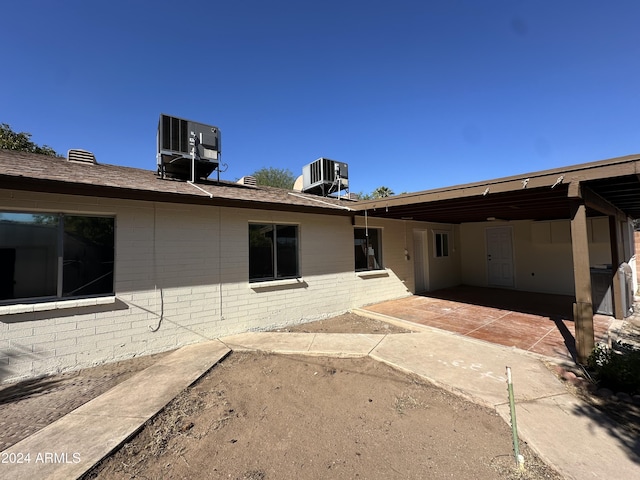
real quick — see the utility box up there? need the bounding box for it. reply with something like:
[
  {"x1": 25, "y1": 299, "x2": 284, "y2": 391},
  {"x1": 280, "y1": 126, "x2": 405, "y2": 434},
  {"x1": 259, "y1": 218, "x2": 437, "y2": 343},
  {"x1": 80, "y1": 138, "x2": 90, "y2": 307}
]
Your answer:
[
  {"x1": 618, "y1": 262, "x2": 634, "y2": 317},
  {"x1": 591, "y1": 266, "x2": 613, "y2": 315},
  {"x1": 157, "y1": 114, "x2": 221, "y2": 181}
]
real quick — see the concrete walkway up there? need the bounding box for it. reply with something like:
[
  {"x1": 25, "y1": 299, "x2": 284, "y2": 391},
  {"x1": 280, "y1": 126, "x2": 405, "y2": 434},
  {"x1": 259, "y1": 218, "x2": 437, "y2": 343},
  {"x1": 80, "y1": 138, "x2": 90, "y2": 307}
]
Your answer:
[
  {"x1": 3, "y1": 327, "x2": 638, "y2": 479},
  {"x1": 1, "y1": 340, "x2": 231, "y2": 480}
]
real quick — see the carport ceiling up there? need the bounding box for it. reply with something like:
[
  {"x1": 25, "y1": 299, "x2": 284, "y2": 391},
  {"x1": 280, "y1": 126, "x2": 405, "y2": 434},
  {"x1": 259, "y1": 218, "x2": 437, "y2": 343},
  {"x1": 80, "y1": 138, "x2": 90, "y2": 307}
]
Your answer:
[
  {"x1": 353, "y1": 156, "x2": 640, "y2": 224},
  {"x1": 359, "y1": 184, "x2": 575, "y2": 223},
  {"x1": 585, "y1": 175, "x2": 640, "y2": 218}
]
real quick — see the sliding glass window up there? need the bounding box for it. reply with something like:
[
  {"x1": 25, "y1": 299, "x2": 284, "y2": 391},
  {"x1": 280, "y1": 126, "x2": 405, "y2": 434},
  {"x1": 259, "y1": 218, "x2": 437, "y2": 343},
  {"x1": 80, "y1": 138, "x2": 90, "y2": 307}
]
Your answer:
[
  {"x1": 249, "y1": 223, "x2": 299, "y2": 282},
  {"x1": 0, "y1": 212, "x2": 115, "y2": 302}
]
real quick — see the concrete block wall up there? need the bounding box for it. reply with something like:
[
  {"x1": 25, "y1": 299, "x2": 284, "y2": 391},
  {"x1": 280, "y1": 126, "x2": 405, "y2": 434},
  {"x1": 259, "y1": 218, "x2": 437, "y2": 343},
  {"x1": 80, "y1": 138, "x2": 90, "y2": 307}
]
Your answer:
[
  {"x1": 216, "y1": 208, "x2": 410, "y2": 332},
  {"x1": 0, "y1": 190, "x2": 410, "y2": 383}
]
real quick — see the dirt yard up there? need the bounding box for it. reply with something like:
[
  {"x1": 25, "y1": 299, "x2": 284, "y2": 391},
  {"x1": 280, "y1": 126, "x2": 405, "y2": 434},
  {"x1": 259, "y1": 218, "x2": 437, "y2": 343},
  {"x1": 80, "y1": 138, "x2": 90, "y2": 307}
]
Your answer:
[{"x1": 84, "y1": 314, "x2": 562, "y2": 480}]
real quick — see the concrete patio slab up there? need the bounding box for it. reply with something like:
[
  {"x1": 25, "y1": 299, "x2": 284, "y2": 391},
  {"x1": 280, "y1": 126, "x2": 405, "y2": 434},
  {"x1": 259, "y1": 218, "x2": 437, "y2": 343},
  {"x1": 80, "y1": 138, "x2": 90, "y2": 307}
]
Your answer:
[{"x1": 357, "y1": 287, "x2": 615, "y2": 362}]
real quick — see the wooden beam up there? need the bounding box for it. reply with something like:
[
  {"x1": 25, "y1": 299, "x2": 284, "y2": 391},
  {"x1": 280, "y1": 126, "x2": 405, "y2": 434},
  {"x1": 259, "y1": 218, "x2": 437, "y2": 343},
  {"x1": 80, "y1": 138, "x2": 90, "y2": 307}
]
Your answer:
[
  {"x1": 570, "y1": 198, "x2": 595, "y2": 363},
  {"x1": 353, "y1": 156, "x2": 640, "y2": 212},
  {"x1": 581, "y1": 185, "x2": 627, "y2": 221},
  {"x1": 568, "y1": 181, "x2": 581, "y2": 198}
]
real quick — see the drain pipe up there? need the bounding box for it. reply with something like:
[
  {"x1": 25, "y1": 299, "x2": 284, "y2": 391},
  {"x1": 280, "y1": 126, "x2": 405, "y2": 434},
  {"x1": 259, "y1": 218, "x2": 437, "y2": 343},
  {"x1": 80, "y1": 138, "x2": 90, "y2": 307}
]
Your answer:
[{"x1": 187, "y1": 180, "x2": 214, "y2": 198}]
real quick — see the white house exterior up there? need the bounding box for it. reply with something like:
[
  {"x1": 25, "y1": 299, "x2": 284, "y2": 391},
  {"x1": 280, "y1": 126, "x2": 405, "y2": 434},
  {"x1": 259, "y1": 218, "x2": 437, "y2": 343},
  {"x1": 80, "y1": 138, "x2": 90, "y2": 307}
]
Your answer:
[
  {"x1": 0, "y1": 151, "x2": 414, "y2": 382},
  {"x1": 1, "y1": 149, "x2": 639, "y2": 380}
]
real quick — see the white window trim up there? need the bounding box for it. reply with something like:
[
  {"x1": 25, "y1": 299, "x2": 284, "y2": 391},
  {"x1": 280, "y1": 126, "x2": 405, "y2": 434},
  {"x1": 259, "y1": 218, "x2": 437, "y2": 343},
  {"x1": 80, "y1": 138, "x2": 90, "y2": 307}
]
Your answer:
[
  {"x1": 355, "y1": 269, "x2": 389, "y2": 278},
  {"x1": 250, "y1": 277, "x2": 306, "y2": 289},
  {"x1": 248, "y1": 222, "x2": 301, "y2": 283},
  {"x1": 354, "y1": 226, "x2": 384, "y2": 271},
  {"x1": 0, "y1": 295, "x2": 117, "y2": 316},
  {"x1": 0, "y1": 211, "x2": 116, "y2": 304}
]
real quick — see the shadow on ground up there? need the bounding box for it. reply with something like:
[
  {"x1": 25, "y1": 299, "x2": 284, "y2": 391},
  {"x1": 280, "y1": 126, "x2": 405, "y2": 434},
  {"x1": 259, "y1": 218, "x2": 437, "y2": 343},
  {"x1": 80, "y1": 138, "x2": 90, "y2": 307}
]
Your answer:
[
  {"x1": 422, "y1": 285, "x2": 574, "y2": 318},
  {"x1": 0, "y1": 344, "x2": 36, "y2": 388},
  {"x1": 0, "y1": 376, "x2": 66, "y2": 405},
  {"x1": 572, "y1": 396, "x2": 640, "y2": 466}
]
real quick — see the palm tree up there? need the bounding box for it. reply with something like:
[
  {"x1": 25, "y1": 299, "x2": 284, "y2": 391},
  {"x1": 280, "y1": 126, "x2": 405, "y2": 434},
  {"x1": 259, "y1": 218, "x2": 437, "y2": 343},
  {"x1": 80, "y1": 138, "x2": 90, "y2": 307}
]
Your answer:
[{"x1": 372, "y1": 186, "x2": 394, "y2": 198}]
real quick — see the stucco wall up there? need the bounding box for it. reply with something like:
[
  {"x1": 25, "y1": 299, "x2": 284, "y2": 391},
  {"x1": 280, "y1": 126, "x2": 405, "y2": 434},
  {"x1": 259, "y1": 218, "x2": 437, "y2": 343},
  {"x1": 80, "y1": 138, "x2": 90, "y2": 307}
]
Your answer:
[
  {"x1": 0, "y1": 189, "x2": 409, "y2": 382},
  {"x1": 460, "y1": 217, "x2": 614, "y2": 295},
  {"x1": 406, "y1": 222, "x2": 461, "y2": 292},
  {"x1": 427, "y1": 224, "x2": 462, "y2": 291}
]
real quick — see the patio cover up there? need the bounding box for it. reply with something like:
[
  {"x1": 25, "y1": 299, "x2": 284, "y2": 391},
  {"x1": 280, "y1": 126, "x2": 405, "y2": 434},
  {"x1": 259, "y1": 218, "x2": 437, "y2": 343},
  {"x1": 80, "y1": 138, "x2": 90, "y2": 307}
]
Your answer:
[{"x1": 353, "y1": 154, "x2": 640, "y2": 363}]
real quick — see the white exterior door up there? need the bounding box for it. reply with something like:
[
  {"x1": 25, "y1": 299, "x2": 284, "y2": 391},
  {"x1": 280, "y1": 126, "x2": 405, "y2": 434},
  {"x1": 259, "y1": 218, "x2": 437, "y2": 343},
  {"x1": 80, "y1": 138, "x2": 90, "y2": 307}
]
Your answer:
[
  {"x1": 413, "y1": 230, "x2": 428, "y2": 293},
  {"x1": 486, "y1": 226, "x2": 514, "y2": 287}
]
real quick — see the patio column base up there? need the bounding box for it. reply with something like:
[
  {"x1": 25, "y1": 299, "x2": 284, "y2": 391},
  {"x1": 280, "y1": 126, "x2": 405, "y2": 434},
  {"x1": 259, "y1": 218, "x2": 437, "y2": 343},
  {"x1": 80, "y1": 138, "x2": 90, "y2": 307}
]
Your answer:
[{"x1": 573, "y1": 301, "x2": 595, "y2": 364}]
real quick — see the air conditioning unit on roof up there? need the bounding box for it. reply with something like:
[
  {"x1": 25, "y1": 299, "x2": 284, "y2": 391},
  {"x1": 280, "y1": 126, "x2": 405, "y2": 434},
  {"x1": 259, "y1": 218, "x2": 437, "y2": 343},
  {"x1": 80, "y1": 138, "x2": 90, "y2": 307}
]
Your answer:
[
  {"x1": 157, "y1": 114, "x2": 221, "y2": 181},
  {"x1": 302, "y1": 158, "x2": 348, "y2": 197}
]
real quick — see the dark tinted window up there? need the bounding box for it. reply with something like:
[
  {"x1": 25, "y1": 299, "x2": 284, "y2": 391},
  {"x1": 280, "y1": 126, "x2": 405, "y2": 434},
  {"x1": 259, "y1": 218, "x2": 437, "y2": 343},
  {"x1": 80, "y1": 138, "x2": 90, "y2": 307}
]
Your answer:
[
  {"x1": 0, "y1": 212, "x2": 114, "y2": 302},
  {"x1": 249, "y1": 223, "x2": 299, "y2": 281},
  {"x1": 354, "y1": 228, "x2": 382, "y2": 271}
]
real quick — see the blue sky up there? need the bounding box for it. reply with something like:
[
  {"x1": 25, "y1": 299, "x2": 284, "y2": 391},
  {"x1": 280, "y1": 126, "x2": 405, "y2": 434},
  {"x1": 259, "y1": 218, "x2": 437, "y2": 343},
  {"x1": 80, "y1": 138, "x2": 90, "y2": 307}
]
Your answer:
[{"x1": 2, "y1": 1, "x2": 639, "y2": 195}]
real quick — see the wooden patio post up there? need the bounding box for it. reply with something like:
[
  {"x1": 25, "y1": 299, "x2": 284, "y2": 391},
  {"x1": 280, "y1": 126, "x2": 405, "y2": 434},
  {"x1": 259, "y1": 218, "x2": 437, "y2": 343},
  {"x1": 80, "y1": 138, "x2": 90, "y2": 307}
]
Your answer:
[{"x1": 570, "y1": 198, "x2": 595, "y2": 363}]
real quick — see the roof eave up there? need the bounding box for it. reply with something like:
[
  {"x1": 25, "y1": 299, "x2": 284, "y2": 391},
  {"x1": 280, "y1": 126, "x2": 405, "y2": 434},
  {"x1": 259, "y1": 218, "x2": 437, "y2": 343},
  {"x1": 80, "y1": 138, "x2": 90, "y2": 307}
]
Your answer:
[
  {"x1": 0, "y1": 175, "x2": 354, "y2": 217},
  {"x1": 352, "y1": 155, "x2": 640, "y2": 212}
]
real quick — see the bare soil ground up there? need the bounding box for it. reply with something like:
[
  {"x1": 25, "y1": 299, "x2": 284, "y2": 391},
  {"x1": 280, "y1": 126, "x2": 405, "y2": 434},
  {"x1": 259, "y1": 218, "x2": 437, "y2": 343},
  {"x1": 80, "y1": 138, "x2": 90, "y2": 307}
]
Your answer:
[{"x1": 84, "y1": 314, "x2": 562, "y2": 480}]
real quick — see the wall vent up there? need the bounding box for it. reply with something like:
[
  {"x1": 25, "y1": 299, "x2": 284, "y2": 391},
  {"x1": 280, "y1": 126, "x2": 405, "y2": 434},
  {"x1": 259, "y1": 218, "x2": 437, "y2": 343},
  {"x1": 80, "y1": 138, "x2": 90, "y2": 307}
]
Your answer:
[
  {"x1": 67, "y1": 149, "x2": 97, "y2": 164},
  {"x1": 237, "y1": 176, "x2": 257, "y2": 186}
]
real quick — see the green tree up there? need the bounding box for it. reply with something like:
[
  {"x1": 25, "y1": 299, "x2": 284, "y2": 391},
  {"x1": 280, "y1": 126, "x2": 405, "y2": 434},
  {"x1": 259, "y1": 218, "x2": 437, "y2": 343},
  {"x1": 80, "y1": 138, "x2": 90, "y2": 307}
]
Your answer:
[
  {"x1": 372, "y1": 186, "x2": 394, "y2": 198},
  {"x1": 0, "y1": 123, "x2": 58, "y2": 156},
  {"x1": 353, "y1": 191, "x2": 373, "y2": 200},
  {"x1": 251, "y1": 167, "x2": 296, "y2": 189}
]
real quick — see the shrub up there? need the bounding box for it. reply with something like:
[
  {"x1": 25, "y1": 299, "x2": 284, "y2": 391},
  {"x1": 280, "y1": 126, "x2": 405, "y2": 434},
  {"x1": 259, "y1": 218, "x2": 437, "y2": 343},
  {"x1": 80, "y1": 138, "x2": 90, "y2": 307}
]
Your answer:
[{"x1": 587, "y1": 343, "x2": 640, "y2": 395}]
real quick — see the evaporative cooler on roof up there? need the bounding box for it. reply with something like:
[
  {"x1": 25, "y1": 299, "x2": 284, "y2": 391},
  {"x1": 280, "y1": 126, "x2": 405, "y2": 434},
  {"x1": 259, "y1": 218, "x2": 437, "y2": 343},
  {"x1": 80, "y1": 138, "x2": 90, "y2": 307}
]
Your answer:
[
  {"x1": 302, "y1": 158, "x2": 349, "y2": 196},
  {"x1": 157, "y1": 114, "x2": 221, "y2": 181}
]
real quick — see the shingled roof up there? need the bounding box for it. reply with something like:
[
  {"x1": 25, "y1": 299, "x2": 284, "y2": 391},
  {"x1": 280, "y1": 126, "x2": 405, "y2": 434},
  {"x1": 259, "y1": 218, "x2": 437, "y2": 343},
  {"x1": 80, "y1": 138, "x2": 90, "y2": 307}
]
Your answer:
[
  {"x1": 0, "y1": 150, "x2": 355, "y2": 216},
  {"x1": 5, "y1": 149, "x2": 639, "y2": 224}
]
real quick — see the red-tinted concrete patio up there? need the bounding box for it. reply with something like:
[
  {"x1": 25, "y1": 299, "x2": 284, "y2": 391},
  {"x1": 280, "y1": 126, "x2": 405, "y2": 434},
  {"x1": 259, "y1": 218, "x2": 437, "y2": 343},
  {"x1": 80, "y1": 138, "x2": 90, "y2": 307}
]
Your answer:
[{"x1": 361, "y1": 285, "x2": 614, "y2": 363}]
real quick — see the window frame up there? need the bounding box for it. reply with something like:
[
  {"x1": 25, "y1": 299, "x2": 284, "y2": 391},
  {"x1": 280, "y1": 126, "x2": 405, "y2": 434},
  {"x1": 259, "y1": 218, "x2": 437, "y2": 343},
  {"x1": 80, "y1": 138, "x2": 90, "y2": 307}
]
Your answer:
[
  {"x1": 0, "y1": 211, "x2": 116, "y2": 305},
  {"x1": 434, "y1": 230, "x2": 450, "y2": 258},
  {"x1": 354, "y1": 227, "x2": 383, "y2": 272},
  {"x1": 248, "y1": 222, "x2": 300, "y2": 283}
]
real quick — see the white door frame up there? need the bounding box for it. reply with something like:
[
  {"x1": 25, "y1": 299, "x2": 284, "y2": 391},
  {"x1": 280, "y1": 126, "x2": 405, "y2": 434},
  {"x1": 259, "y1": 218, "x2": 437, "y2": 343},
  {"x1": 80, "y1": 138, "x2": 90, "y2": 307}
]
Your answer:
[
  {"x1": 413, "y1": 229, "x2": 429, "y2": 293},
  {"x1": 485, "y1": 226, "x2": 515, "y2": 288}
]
